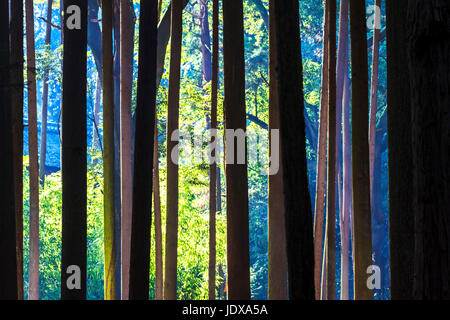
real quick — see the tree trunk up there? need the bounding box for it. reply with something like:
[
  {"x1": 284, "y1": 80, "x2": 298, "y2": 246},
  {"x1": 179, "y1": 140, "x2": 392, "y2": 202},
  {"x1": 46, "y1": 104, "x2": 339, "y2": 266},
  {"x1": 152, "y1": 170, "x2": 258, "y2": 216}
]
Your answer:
[
  {"x1": 386, "y1": 0, "x2": 414, "y2": 300},
  {"x1": 0, "y1": 0, "x2": 18, "y2": 300},
  {"x1": 407, "y1": 0, "x2": 450, "y2": 299},
  {"x1": 208, "y1": 0, "x2": 219, "y2": 301},
  {"x1": 26, "y1": 0, "x2": 40, "y2": 301},
  {"x1": 92, "y1": 74, "x2": 102, "y2": 151},
  {"x1": 268, "y1": 0, "x2": 287, "y2": 300},
  {"x1": 349, "y1": 0, "x2": 373, "y2": 300},
  {"x1": 129, "y1": 0, "x2": 157, "y2": 300},
  {"x1": 39, "y1": 0, "x2": 54, "y2": 183},
  {"x1": 325, "y1": 0, "x2": 337, "y2": 301},
  {"x1": 223, "y1": 0, "x2": 251, "y2": 300},
  {"x1": 119, "y1": 0, "x2": 135, "y2": 300},
  {"x1": 163, "y1": 0, "x2": 183, "y2": 300},
  {"x1": 153, "y1": 114, "x2": 163, "y2": 300},
  {"x1": 273, "y1": 0, "x2": 315, "y2": 300},
  {"x1": 11, "y1": 0, "x2": 25, "y2": 300},
  {"x1": 61, "y1": 0, "x2": 88, "y2": 300},
  {"x1": 315, "y1": 2, "x2": 329, "y2": 300}
]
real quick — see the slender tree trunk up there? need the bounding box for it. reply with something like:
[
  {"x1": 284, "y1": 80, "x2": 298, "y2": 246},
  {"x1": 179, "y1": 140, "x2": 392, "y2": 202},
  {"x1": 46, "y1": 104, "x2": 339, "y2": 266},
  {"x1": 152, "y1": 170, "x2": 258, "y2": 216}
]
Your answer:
[
  {"x1": 315, "y1": 2, "x2": 329, "y2": 300},
  {"x1": 273, "y1": 0, "x2": 315, "y2": 300},
  {"x1": 102, "y1": 0, "x2": 117, "y2": 300},
  {"x1": 39, "y1": 0, "x2": 54, "y2": 183},
  {"x1": 92, "y1": 74, "x2": 102, "y2": 151},
  {"x1": 61, "y1": 0, "x2": 88, "y2": 300},
  {"x1": 369, "y1": 0, "x2": 381, "y2": 197},
  {"x1": 11, "y1": 0, "x2": 25, "y2": 300},
  {"x1": 0, "y1": 0, "x2": 18, "y2": 300},
  {"x1": 119, "y1": 0, "x2": 135, "y2": 300},
  {"x1": 349, "y1": 0, "x2": 373, "y2": 300},
  {"x1": 163, "y1": 0, "x2": 183, "y2": 300},
  {"x1": 407, "y1": 0, "x2": 450, "y2": 299},
  {"x1": 208, "y1": 0, "x2": 219, "y2": 301},
  {"x1": 223, "y1": 0, "x2": 251, "y2": 300},
  {"x1": 153, "y1": 114, "x2": 163, "y2": 300},
  {"x1": 268, "y1": 0, "x2": 287, "y2": 300},
  {"x1": 325, "y1": 0, "x2": 337, "y2": 301},
  {"x1": 341, "y1": 74, "x2": 351, "y2": 299},
  {"x1": 129, "y1": 0, "x2": 157, "y2": 300},
  {"x1": 386, "y1": 0, "x2": 414, "y2": 300},
  {"x1": 26, "y1": 0, "x2": 40, "y2": 301}
]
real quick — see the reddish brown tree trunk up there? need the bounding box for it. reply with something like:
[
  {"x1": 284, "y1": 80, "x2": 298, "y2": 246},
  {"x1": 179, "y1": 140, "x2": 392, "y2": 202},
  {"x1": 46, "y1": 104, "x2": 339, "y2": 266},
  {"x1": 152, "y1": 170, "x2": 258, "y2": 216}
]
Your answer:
[{"x1": 153, "y1": 114, "x2": 163, "y2": 300}]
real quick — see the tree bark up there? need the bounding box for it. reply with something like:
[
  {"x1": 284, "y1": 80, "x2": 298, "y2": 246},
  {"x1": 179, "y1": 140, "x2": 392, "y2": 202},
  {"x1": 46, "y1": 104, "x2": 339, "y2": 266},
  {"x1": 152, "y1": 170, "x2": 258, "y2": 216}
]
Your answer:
[
  {"x1": 11, "y1": 0, "x2": 25, "y2": 300},
  {"x1": 268, "y1": 0, "x2": 287, "y2": 301},
  {"x1": 26, "y1": 0, "x2": 40, "y2": 301},
  {"x1": 61, "y1": 0, "x2": 88, "y2": 300},
  {"x1": 129, "y1": 0, "x2": 157, "y2": 300},
  {"x1": 386, "y1": 0, "x2": 414, "y2": 300},
  {"x1": 0, "y1": 0, "x2": 18, "y2": 300},
  {"x1": 223, "y1": 0, "x2": 251, "y2": 300},
  {"x1": 39, "y1": 0, "x2": 54, "y2": 183},
  {"x1": 208, "y1": 0, "x2": 219, "y2": 301},
  {"x1": 349, "y1": 0, "x2": 373, "y2": 300},
  {"x1": 325, "y1": 0, "x2": 337, "y2": 301},
  {"x1": 407, "y1": 0, "x2": 450, "y2": 299},
  {"x1": 315, "y1": 2, "x2": 329, "y2": 300},
  {"x1": 274, "y1": 0, "x2": 315, "y2": 300},
  {"x1": 153, "y1": 114, "x2": 163, "y2": 300},
  {"x1": 119, "y1": 0, "x2": 135, "y2": 300},
  {"x1": 163, "y1": 0, "x2": 183, "y2": 300}
]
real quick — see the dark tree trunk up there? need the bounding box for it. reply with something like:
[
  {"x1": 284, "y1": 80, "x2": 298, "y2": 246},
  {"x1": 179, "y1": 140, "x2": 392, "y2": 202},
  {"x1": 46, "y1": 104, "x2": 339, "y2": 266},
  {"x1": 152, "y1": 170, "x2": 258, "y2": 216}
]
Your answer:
[
  {"x1": 268, "y1": 0, "x2": 287, "y2": 300},
  {"x1": 61, "y1": 0, "x2": 88, "y2": 300},
  {"x1": 273, "y1": 0, "x2": 315, "y2": 300},
  {"x1": 163, "y1": 0, "x2": 183, "y2": 300},
  {"x1": 349, "y1": 0, "x2": 373, "y2": 300},
  {"x1": 199, "y1": 0, "x2": 212, "y2": 84},
  {"x1": 407, "y1": 0, "x2": 450, "y2": 300},
  {"x1": 223, "y1": 0, "x2": 251, "y2": 300},
  {"x1": 129, "y1": 0, "x2": 157, "y2": 300},
  {"x1": 0, "y1": 0, "x2": 18, "y2": 301},
  {"x1": 10, "y1": 0, "x2": 25, "y2": 300},
  {"x1": 386, "y1": 0, "x2": 414, "y2": 300}
]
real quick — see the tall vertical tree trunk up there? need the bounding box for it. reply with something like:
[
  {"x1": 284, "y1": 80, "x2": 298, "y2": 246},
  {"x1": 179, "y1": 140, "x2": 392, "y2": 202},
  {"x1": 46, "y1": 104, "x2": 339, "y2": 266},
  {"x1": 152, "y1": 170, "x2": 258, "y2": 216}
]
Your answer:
[
  {"x1": 92, "y1": 74, "x2": 102, "y2": 151},
  {"x1": 273, "y1": 0, "x2": 315, "y2": 300},
  {"x1": 129, "y1": 0, "x2": 157, "y2": 300},
  {"x1": 386, "y1": 0, "x2": 414, "y2": 300},
  {"x1": 268, "y1": 0, "x2": 287, "y2": 300},
  {"x1": 153, "y1": 114, "x2": 163, "y2": 300},
  {"x1": 103, "y1": 0, "x2": 117, "y2": 300},
  {"x1": 39, "y1": 0, "x2": 54, "y2": 183},
  {"x1": 208, "y1": 0, "x2": 219, "y2": 301},
  {"x1": 223, "y1": 0, "x2": 251, "y2": 300},
  {"x1": 61, "y1": 0, "x2": 88, "y2": 300},
  {"x1": 325, "y1": 0, "x2": 337, "y2": 301},
  {"x1": 407, "y1": 0, "x2": 450, "y2": 299},
  {"x1": 336, "y1": 0, "x2": 350, "y2": 300},
  {"x1": 368, "y1": 0, "x2": 381, "y2": 197},
  {"x1": 26, "y1": 0, "x2": 40, "y2": 301},
  {"x1": 11, "y1": 0, "x2": 25, "y2": 300},
  {"x1": 0, "y1": 0, "x2": 18, "y2": 300},
  {"x1": 163, "y1": 0, "x2": 183, "y2": 300},
  {"x1": 119, "y1": 0, "x2": 135, "y2": 300},
  {"x1": 315, "y1": 2, "x2": 329, "y2": 300},
  {"x1": 349, "y1": 0, "x2": 373, "y2": 300}
]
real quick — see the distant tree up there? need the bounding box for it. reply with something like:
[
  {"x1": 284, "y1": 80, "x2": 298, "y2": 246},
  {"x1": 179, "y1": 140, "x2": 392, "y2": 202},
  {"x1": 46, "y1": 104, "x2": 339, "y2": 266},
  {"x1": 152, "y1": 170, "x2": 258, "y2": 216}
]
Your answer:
[
  {"x1": 223, "y1": 0, "x2": 251, "y2": 300},
  {"x1": 25, "y1": 0, "x2": 40, "y2": 301},
  {"x1": 0, "y1": 0, "x2": 18, "y2": 301},
  {"x1": 164, "y1": 0, "x2": 183, "y2": 300},
  {"x1": 268, "y1": 0, "x2": 287, "y2": 300},
  {"x1": 273, "y1": 0, "x2": 315, "y2": 300},
  {"x1": 386, "y1": 0, "x2": 414, "y2": 300},
  {"x1": 61, "y1": 0, "x2": 88, "y2": 300},
  {"x1": 129, "y1": 0, "x2": 157, "y2": 300},
  {"x1": 408, "y1": 0, "x2": 450, "y2": 299},
  {"x1": 349, "y1": 0, "x2": 373, "y2": 300},
  {"x1": 10, "y1": 0, "x2": 25, "y2": 300}
]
